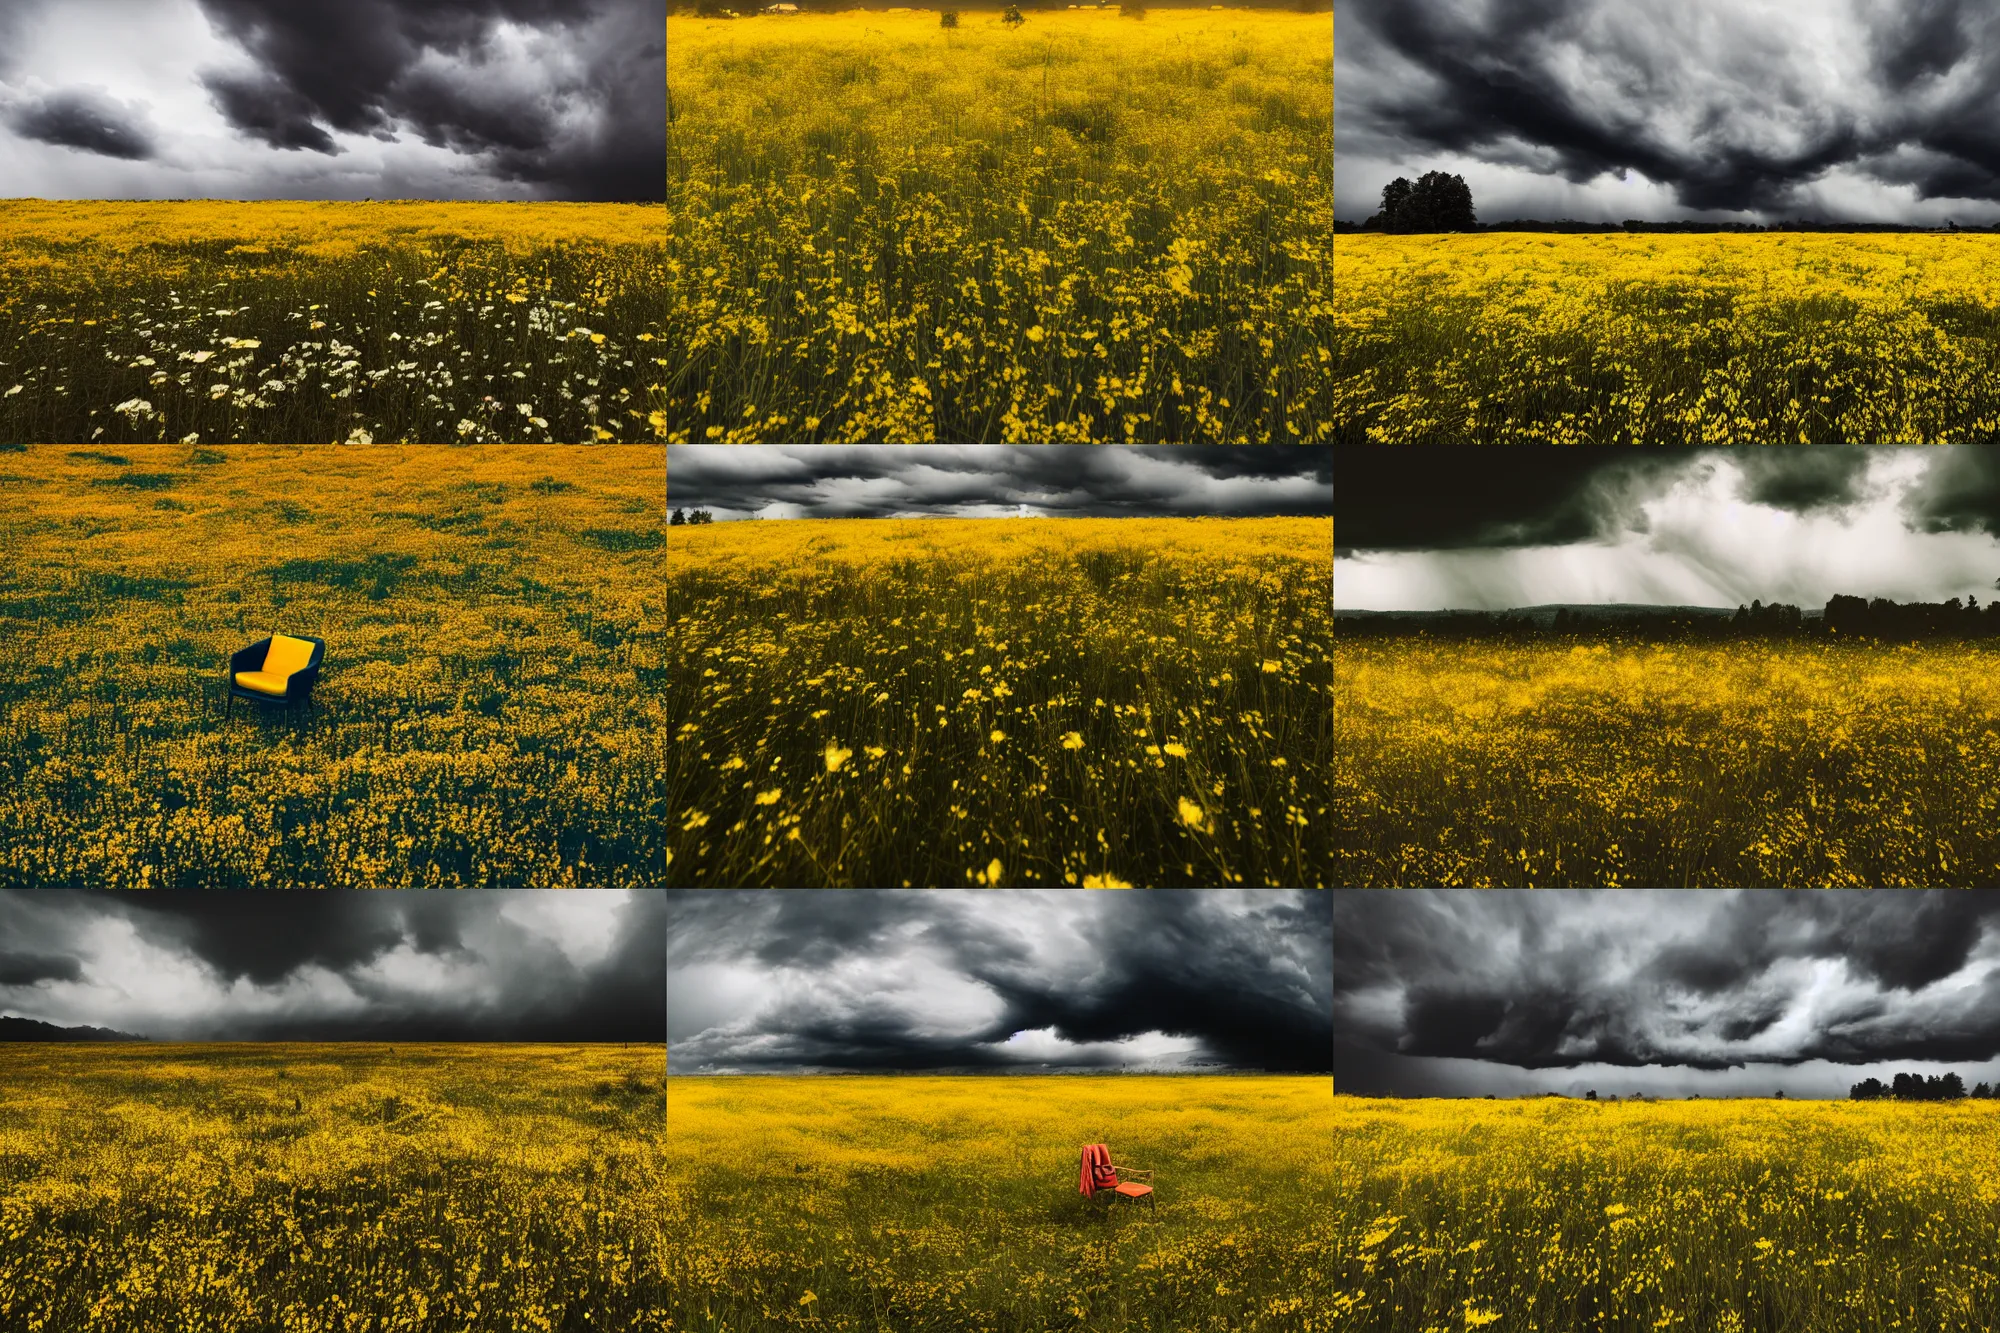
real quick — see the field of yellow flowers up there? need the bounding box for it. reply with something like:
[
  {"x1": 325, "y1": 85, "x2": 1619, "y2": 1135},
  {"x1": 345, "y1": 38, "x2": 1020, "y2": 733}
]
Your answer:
[
  {"x1": 668, "y1": 1075, "x2": 1335, "y2": 1331},
  {"x1": 0, "y1": 202, "x2": 671, "y2": 445},
  {"x1": 666, "y1": 516, "x2": 1332, "y2": 886},
  {"x1": 666, "y1": 10, "x2": 1334, "y2": 443},
  {"x1": 0, "y1": 445, "x2": 666, "y2": 886},
  {"x1": 1331, "y1": 1095, "x2": 2000, "y2": 1333},
  {"x1": 1335, "y1": 639, "x2": 2000, "y2": 887},
  {"x1": 0, "y1": 1043, "x2": 668, "y2": 1332},
  {"x1": 1334, "y1": 233, "x2": 2000, "y2": 444}
]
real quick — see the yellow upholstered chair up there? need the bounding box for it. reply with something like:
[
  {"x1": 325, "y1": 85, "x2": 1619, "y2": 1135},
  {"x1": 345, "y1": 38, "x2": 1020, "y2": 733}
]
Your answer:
[{"x1": 226, "y1": 634, "x2": 324, "y2": 718}]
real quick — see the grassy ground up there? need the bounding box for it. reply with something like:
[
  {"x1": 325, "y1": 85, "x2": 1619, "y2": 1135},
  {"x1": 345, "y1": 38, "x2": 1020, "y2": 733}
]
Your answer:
[
  {"x1": 1334, "y1": 638, "x2": 2000, "y2": 887},
  {"x1": 665, "y1": 516, "x2": 1332, "y2": 886},
  {"x1": 0, "y1": 201, "x2": 671, "y2": 445},
  {"x1": 0, "y1": 445, "x2": 666, "y2": 887},
  {"x1": 666, "y1": 1075, "x2": 1335, "y2": 1332},
  {"x1": 667, "y1": 10, "x2": 1334, "y2": 442},
  {"x1": 1333, "y1": 233, "x2": 2000, "y2": 444},
  {"x1": 1329, "y1": 1096, "x2": 2000, "y2": 1332},
  {"x1": 0, "y1": 1043, "x2": 667, "y2": 1333}
]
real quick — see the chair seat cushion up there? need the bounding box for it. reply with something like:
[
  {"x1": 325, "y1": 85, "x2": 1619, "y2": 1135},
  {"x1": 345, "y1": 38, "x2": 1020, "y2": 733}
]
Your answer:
[
  {"x1": 1114, "y1": 1182, "x2": 1153, "y2": 1198},
  {"x1": 234, "y1": 670, "x2": 292, "y2": 696},
  {"x1": 262, "y1": 634, "x2": 316, "y2": 678}
]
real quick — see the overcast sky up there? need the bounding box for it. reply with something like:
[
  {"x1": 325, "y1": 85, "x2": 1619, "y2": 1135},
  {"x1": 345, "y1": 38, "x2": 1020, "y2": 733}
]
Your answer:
[
  {"x1": 0, "y1": 890, "x2": 663, "y2": 1041},
  {"x1": 1335, "y1": 0, "x2": 2000, "y2": 225},
  {"x1": 666, "y1": 446, "x2": 1334, "y2": 521},
  {"x1": 1336, "y1": 890, "x2": 2000, "y2": 1099},
  {"x1": 668, "y1": 890, "x2": 1332, "y2": 1074},
  {"x1": 1336, "y1": 445, "x2": 2000, "y2": 610},
  {"x1": 0, "y1": 0, "x2": 664, "y2": 200}
]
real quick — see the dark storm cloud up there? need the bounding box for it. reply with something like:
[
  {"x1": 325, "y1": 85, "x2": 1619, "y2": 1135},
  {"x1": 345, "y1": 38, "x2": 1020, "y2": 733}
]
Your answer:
[
  {"x1": 1336, "y1": 446, "x2": 1892, "y2": 553},
  {"x1": 1335, "y1": 890, "x2": 2000, "y2": 1079},
  {"x1": 8, "y1": 88, "x2": 158, "y2": 160},
  {"x1": 0, "y1": 950, "x2": 82, "y2": 987},
  {"x1": 1902, "y1": 447, "x2": 2000, "y2": 538},
  {"x1": 668, "y1": 891, "x2": 1332, "y2": 1073},
  {"x1": 667, "y1": 445, "x2": 1333, "y2": 520},
  {"x1": 1334, "y1": 0, "x2": 2000, "y2": 220},
  {"x1": 0, "y1": 891, "x2": 663, "y2": 1041},
  {"x1": 194, "y1": 0, "x2": 666, "y2": 199}
]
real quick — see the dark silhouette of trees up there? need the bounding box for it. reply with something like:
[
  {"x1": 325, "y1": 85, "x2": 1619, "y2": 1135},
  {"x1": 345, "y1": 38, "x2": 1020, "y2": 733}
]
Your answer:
[
  {"x1": 1853, "y1": 1072, "x2": 1974, "y2": 1100},
  {"x1": 1340, "y1": 593, "x2": 2000, "y2": 643},
  {"x1": 1366, "y1": 171, "x2": 1477, "y2": 233},
  {"x1": 670, "y1": 508, "x2": 686, "y2": 526}
]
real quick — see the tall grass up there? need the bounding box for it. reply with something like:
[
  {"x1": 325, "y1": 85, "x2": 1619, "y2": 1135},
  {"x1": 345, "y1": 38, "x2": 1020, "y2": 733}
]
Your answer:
[
  {"x1": 0, "y1": 1043, "x2": 669, "y2": 1332},
  {"x1": 665, "y1": 516, "x2": 1332, "y2": 886},
  {"x1": 1335, "y1": 638, "x2": 2000, "y2": 886},
  {"x1": 0, "y1": 201, "x2": 671, "y2": 445},
  {"x1": 1330, "y1": 1096, "x2": 2000, "y2": 1332},
  {"x1": 0, "y1": 445, "x2": 667, "y2": 886},
  {"x1": 667, "y1": 1075, "x2": 1336, "y2": 1331},
  {"x1": 666, "y1": 11, "x2": 1334, "y2": 442}
]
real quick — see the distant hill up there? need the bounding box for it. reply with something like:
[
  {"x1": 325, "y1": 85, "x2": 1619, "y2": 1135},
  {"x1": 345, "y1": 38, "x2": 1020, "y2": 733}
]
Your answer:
[{"x1": 0, "y1": 1015, "x2": 146, "y2": 1042}]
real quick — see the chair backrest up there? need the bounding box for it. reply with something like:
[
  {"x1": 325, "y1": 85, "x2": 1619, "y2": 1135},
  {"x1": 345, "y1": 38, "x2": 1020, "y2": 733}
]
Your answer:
[
  {"x1": 262, "y1": 634, "x2": 317, "y2": 679},
  {"x1": 1079, "y1": 1143, "x2": 1118, "y2": 1197}
]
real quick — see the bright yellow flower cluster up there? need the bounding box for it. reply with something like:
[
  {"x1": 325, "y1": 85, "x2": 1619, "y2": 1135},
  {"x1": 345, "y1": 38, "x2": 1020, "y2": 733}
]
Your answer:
[
  {"x1": 0, "y1": 445, "x2": 666, "y2": 886},
  {"x1": 1335, "y1": 638, "x2": 2000, "y2": 885},
  {"x1": 1331, "y1": 1095, "x2": 2000, "y2": 1332},
  {"x1": 0, "y1": 201, "x2": 672, "y2": 444},
  {"x1": 668, "y1": 1075, "x2": 1336, "y2": 1330},
  {"x1": 666, "y1": 516, "x2": 1331, "y2": 886},
  {"x1": 0, "y1": 1043, "x2": 669, "y2": 1331},
  {"x1": 666, "y1": 11, "x2": 1333, "y2": 442},
  {"x1": 1334, "y1": 233, "x2": 2000, "y2": 443}
]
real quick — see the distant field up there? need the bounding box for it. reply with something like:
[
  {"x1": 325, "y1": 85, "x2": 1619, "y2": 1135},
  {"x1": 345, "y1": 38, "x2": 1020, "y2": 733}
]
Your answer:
[
  {"x1": 0, "y1": 1043, "x2": 667, "y2": 1333},
  {"x1": 0, "y1": 202, "x2": 669, "y2": 444},
  {"x1": 667, "y1": 1075, "x2": 1335, "y2": 1331},
  {"x1": 1334, "y1": 234, "x2": 2000, "y2": 444},
  {"x1": 0, "y1": 445, "x2": 666, "y2": 887},
  {"x1": 1335, "y1": 639, "x2": 2000, "y2": 886},
  {"x1": 1330, "y1": 1096, "x2": 2000, "y2": 1333},
  {"x1": 666, "y1": 516, "x2": 1332, "y2": 886},
  {"x1": 667, "y1": 11, "x2": 1334, "y2": 442}
]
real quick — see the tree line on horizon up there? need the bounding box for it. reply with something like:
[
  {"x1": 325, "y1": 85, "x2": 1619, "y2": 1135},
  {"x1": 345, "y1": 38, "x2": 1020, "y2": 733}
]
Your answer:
[
  {"x1": 1337, "y1": 171, "x2": 2000, "y2": 235},
  {"x1": 669, "y1": 509, "x2": 715, "y2": 525},
  {"x1": 1850, "y1": 1072, "x2": 2000, "y2": 1101},
  {"x1": 1337, "y1": 593, "x2": 2000, "y2": 642}
]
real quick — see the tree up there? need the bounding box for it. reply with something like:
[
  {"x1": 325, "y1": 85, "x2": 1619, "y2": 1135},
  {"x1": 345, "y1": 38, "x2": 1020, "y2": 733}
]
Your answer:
[
  {"x1": 670, "y1": 508, "x2": 686, "y2": 526},
  {"x1": 1002, "y1": 3, "x2": 1025, "y2": 27},
  {"x1": 939, "y1": 8, "x2": 958, "y2": 25},
  {"x1": 1850, "y1": 1077, "x2": 1887, "y2": 1100},
  {"x1": 689, "y1": 509, "x2": 714, "y2": 525},
  {"x1": 1940, "y1": 1072, "x2": 1967, "y2": 1100},
  {"x1": 1367, "y1": 171, "x2": 1477, "y2": 233}
]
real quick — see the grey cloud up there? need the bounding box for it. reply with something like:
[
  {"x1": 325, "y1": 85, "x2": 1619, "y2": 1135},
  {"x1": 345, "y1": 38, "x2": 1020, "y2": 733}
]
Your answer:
[
  {"x1": 8, "y1": 88, "x2": 159, "y2": 160},
  {"x1": 669, "y1": 890, "x2": 1332, "y2": 1073},
  {"x1": 667, "y1": 445, "x2": 1333, "y2": 520},
  {"x1": 0, "y1": 890, "x2": 664, "y2": 1041},
  {"x1": 194, "y1": 0, "x2": 664, "y2": 198},
  {"x1": 1335, "y1": 890, "x2": 2000, "y2": 1080},
  {"x1": 1335, "y1": 0, "x2": 2000, "y2": 221}
]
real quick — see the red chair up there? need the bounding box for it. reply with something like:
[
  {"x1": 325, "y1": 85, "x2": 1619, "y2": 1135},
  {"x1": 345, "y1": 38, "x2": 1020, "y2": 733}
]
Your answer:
[{"x1": 1078, "y1": 1143, "x2": 1156, "y2": 1213}]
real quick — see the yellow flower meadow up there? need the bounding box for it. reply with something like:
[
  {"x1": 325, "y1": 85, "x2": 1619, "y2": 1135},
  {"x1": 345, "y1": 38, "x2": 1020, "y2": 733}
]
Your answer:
[
  {"x1": 1331, "y1": 1094, "x2": 2000, "y2": 1333},
  {"x1": 666, "y1": 516, "x2": 1331, "y2": 886},
  {"x1": 0, "y1": 445, "x2": 664, "y2": 886},
  {"x1": 1335, "y1": 232, "x2": 2000, "y2": 443},
  {"x1": 666, "y1": 10, "x2": 1333, "y2": 442},
  {"x1": 1337, "y1": 638, "x2": 2000, "y2": 886},
  {"x1": 0, "y1": 200, "x2": 671, "y2": 444},
  {"x1": 1, "y1": 1043, "x2": 668, "y2": 1330},
  {"x1": 668, "y1": 1075, "x2": 1335, "y2": 1329}
]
